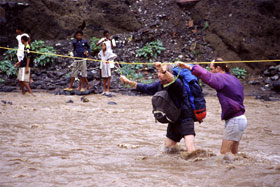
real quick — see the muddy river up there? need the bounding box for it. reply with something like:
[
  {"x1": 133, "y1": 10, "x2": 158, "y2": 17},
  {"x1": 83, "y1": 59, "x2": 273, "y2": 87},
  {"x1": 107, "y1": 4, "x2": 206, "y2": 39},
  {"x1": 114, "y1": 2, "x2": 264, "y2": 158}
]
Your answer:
[{"x1": 0, "y1": 92, "x2": 279, "y2": 186}]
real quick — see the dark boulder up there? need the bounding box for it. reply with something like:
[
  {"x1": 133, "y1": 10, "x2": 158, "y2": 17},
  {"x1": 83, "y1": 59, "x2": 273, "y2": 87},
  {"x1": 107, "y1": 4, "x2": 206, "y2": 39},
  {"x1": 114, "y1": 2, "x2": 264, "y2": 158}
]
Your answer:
[
  {"x1": 272, "y1": 80, "x2": 280, "y2": 92},
  {"x1": 1, "y1": 86, "x2": 16, "y2": 92}
]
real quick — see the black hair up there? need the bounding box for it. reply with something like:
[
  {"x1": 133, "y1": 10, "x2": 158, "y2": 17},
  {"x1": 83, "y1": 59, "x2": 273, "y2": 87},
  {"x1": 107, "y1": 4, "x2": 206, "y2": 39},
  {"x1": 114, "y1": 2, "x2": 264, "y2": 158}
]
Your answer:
[
  {"x1": 21, "y1": 35, "x2": 29, "y2": 42},
  {"x1": 16, "y1": 25, "x2": 24, "y2": 32},
  {"x1": 213, "y1": 58, "x2": 230, "y2": 73},
  {"x1": 103, "y1": 30, "x2": 109, "y2": 36},
  {"x1": 75, "y1": 30, "x2": 83, "y2": 36}
]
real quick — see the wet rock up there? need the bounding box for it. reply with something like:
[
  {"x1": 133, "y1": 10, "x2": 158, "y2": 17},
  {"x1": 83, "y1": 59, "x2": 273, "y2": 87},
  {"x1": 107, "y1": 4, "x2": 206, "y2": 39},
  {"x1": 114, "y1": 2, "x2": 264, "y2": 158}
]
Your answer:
[
  {"x1": 66, "y1": 100, "x2": 73, "y2": 103},
  {"x1": 46, "y1": 85, "x2": 56, "y2": 90},
  {"x1": 248, "y1": 80, "x2": 260, "y2": 85},
  {"x1": 7, "y1": 101, "x2": 12, "y2": 105},
  {"x1": 271, "y1": 75, "x2": 279, "y2": 81},
  {"x1": 264, "y1": 78, "x2": 272, "y2": 85},
  {"x1": 268, "y1": 66, "x2": 276, "y2": 71},
  {"x1": 272, "y1": 80, "x2": 280, "y2": 92},
  {"x1": 108, "y1": 101, "x2": 117, "y2": 105},
  {"x1": 263, "y1": 70, "x2": 271, "y2": 76},
  {"x1": 1, "y1": 86, "x2": 16, "y2": 92},
  {"x1": 1, "y1": 100, "x2": 6, "y2": 104},
  {"x1": 81, "y1": 96, "x2": 89, "y2": 103}
]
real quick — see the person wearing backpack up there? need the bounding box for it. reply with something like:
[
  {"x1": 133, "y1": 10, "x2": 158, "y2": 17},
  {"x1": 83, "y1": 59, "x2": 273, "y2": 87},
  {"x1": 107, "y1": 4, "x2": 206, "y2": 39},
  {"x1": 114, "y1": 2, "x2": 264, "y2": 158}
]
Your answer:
[
  {"x1": 120, "y1": 62, "x2": 196, "y2": 153},
  {"x1": 176, "y1": 59, "x2": 246, "y2": 155},
  {"x1": 173, "y1": 65, "x2": 206, "y2": 122}
]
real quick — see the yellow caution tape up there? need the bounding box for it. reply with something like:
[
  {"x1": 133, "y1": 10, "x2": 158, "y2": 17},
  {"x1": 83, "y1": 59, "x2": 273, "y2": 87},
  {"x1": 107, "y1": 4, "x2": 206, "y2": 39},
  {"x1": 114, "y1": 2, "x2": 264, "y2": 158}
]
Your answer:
[{"x1": 1, "y1": 46, "x2": 280, "y2": 65}]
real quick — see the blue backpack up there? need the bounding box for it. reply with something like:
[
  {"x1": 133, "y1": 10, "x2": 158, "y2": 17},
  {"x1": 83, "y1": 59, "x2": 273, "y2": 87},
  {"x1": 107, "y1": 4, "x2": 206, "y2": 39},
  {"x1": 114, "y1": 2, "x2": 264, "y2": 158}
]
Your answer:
[{"x1": 173, "y1": 66, "x2": 206, "y2": 122}]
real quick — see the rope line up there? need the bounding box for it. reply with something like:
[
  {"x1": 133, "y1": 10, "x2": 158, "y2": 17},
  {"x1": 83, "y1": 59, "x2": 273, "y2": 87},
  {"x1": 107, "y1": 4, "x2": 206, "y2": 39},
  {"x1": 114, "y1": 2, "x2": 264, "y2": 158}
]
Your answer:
[{"x1": 1, "y1": 46, "x2": 280, "y2": 65}]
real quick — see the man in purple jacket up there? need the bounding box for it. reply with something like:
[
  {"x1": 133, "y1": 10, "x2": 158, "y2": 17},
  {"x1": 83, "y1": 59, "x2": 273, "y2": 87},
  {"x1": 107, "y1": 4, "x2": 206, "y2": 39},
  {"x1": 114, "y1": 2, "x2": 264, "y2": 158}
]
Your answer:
[{"x1": 177, "y1": 58, "x2": 247, "y2": 155}]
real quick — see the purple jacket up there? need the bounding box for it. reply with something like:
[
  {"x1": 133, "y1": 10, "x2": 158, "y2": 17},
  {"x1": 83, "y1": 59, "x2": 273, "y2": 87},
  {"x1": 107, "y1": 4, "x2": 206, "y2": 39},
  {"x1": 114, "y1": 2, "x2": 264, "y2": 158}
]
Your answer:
[{"x1": 192, "y1": 65, "x2": 245, "y2": 120}]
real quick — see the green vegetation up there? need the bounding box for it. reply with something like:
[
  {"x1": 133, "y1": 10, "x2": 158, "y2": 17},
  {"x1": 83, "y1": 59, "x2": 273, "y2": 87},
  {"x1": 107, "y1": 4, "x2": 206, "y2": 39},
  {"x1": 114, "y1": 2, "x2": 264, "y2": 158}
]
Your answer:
[
  {"x1": 0, "y1": 60, "x2": 17, "y2": 78},
  {"x1": 0, "y1": 78, "x2": 4, "y2": 83},
  {"x1": 90, "y1": 37, "x2": 102, "y2": 55},
  {"x1": 202, "y1": 21, "x2": 209, "y2": 31},
  {"x1": 31, "y1": 40, "x2": 57, "y2": 67},
  {"x1": 231, "y1": 67, "x2": 247, "y2": 79},
  {"x1": 136, "y1": 40, "x2": 165, "y2": 62},
  {"x1": 4, "y1": 49, "x2": 18, "y2": 62},
  {"x1": 0, "y1": 40, "x2": 57, "y2": 78},
  {"x1": 120, "y1": 64, "x2": 153, "y2": 83}
]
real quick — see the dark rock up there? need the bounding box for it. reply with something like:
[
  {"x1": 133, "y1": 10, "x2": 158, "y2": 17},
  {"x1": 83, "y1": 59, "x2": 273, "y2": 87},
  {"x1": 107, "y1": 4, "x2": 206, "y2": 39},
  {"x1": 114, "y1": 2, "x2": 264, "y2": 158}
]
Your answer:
[
  {"x1": 264, "y1": 78, "x2": 272, "y2": 85},
  {"x1": 191, "y1": 0, "x2": 280, "y2": 65},
  {"x1": 271, "y1": 75, "x2": 279, "y2": 81},
  {"x1": 81, "y1": 96, "x2": 89, "y2": 103},
  {"x1": 16, "y1": 0, "x2": 141, "y2": 40},
  {"x1": 272, "y1": 80, "x2": 280, "y2": 92},
  {"x1": 270, "y1": 70, "x2": 278, "y2": 76},
  {"x1": 46, "y1": 85, "x2": 56, "y2": 90},
  {"x1": 268, "y1": 66, "x2": 276, "y2": 71},
  {"x1": 108, "y1": 101, "x2": 117, "y2": 105},
  {"x1": 248, "y1": 80, "x2": 260, "y2": 85},
  {"x1": 66, "y1": 100, "x2": 73, "y2": 103},
  {"x1": 1, "y1": 100, "x2": 6, "y2": 104},
  {"x1": 263, "y1": 70, "x2": 271, "y2": 76},
  {"x1": 1, "y1": 86, "x2": 16, "y2": 92},
  {"x1": 86, "y1": 71, "x2": 95, "y2": 81},
  {"x1": 55, "y1": 72, "x2": 65, "y2": 78},
  {"x1": 7, "y1": 101, "x2": 12, "y2": 105}
]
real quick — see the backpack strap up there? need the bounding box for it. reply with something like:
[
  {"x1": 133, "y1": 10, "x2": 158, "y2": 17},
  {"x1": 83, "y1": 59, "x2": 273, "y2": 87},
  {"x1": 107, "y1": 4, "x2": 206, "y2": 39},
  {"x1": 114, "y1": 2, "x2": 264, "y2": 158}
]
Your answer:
[{"x1": 163, "y1": 68, "x2": 181, "y2": 88}]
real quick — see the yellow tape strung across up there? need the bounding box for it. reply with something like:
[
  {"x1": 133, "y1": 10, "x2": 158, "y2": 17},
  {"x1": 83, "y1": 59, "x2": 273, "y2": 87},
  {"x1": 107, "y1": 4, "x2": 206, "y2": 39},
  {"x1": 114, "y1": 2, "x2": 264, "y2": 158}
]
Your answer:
[{"x1": 1, "y1": 46, "x2": 280, "y2": 65}]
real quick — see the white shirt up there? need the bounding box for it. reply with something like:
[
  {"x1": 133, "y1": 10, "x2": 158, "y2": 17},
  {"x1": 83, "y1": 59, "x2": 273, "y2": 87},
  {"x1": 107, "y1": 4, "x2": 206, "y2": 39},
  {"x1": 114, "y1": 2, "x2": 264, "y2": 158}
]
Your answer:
[
  {"x1": 98, "y1": 50, "x2": 117, "y2": 69},
  {"x1": 16, "y1": 33, "x2": 29, "y2": 57},
  {"x1": 98, "y1": 37, "x2": 116, "y2": 53}
]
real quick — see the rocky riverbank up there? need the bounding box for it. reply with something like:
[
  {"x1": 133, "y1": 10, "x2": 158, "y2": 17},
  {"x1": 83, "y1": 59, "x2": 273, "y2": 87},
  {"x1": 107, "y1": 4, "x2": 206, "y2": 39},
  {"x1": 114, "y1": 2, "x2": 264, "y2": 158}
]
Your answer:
[{"x1": 0, "y1": 0, "x2": 279, "y2": 100}]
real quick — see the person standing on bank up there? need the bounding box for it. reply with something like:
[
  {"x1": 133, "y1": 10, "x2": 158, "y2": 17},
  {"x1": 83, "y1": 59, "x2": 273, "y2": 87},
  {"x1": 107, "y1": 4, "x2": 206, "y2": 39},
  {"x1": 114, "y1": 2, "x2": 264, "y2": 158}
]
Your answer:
[
  {"x1": 96, "y1": 30, "x2": 117, "y2": 84},
  {"x1": 64, "y1": 31, "x2": 90, "y2": 92},
  {"x1": 177, "y1": 58, "x2": 247, "y2": 154},
  {"x1": 120, "y1": 62, "x2": 196, "y2": 153}
]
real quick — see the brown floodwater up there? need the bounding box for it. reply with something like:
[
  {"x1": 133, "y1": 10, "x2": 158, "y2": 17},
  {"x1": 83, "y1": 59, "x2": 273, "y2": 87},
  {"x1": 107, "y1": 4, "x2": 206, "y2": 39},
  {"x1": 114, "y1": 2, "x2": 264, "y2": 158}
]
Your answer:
[{"x1": 0, "y1": 92, "x2": 279, "y2": 186}]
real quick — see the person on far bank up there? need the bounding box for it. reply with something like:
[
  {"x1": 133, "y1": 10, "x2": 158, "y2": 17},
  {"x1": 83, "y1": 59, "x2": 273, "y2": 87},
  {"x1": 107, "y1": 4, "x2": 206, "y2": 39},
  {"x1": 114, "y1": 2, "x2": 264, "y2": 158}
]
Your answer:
[
  {"x1": 64, "y1": 31, "x2": 90, "y2": 92},
  {"x1": 14, "y1": 35, "x2": 33, "y2": 96},
  {"x1": 15, "y1": 26, "x2": 32, "y2": 82},
  {"x1": 120, "y1": 62, "x2": 196, "y2": 153},
  {"x1": 176, "y1": 58, "x2": 247, "y2": 155},
  {"x1": 98, "y1": 43, "x2": 117, "y2": 96},
  {"x1": 96, "y1": 30, "x2": 116, "y2": 85}
]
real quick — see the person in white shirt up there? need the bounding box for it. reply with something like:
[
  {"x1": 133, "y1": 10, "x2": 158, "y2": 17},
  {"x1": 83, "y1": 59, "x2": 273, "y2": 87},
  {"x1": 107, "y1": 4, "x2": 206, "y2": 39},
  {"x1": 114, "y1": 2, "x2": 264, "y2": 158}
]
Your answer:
[
  {"x1": 16, "y1": 26, "x2": 30, "y2": 62},
  {"x1": 96, "y1": 30, "x2": 117, "y2": 85},
  {"x1": 16, "y1": 26, "x2": 33, "y2": 83},
  {"x1": 98, "y1": 43, "x2": 117, "y2": 96}
]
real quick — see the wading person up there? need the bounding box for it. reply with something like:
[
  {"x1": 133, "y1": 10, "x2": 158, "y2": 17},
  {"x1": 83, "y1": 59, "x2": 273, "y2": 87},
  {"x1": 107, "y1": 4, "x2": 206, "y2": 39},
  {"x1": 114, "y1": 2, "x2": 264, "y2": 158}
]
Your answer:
[
  {"x1": 64, "y1": 31, "x2": 90, "y2": 92},
  {"x1": 14, "y1": 35, "x2": 33, "y2": 95},
  {"x1": 177, "y1": 58, "x2": 247, "y2": 154},
  {"x1": 15, "y1": 26, "x2": 32, "y2": 82},
  {"x1": 120, "y1": 62, "x2": 196, "y2": 153}
]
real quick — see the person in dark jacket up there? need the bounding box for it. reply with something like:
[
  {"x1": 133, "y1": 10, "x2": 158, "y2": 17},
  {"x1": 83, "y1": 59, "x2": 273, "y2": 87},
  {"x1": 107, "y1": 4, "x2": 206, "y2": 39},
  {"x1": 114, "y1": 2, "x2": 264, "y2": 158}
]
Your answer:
[
  {"x1": 120, "y1": 62, "x2": 196, "y2": 153},
  {"x1": 65, "y1": 31, "x2": 90, "y2": 91},
  {"x1": 177, "y1": 58, "x2": 247, "y2": 154}
]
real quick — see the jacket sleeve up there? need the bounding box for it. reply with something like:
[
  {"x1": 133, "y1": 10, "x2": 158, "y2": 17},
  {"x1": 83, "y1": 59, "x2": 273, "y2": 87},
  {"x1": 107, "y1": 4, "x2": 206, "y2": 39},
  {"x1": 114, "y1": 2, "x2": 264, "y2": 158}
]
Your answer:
[
  {"x1": 192, "y1": 65, "x2": 225, "y2": 90},
  {"x1": 136, "y1": 81, "x2": 161, "y2": 95}
]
